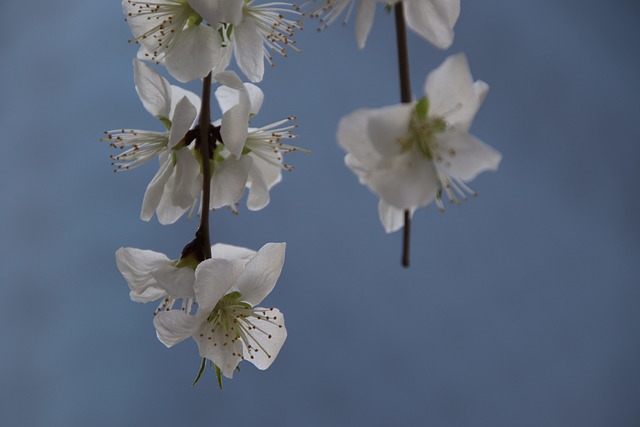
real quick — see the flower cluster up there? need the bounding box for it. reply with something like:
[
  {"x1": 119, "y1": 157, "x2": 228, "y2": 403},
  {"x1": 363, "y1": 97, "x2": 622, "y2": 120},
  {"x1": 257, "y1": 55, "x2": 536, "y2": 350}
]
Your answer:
[
  {"x1": 105, "y1": 0, "x2": 501, "y2": 392},
  {"x1": 107, "y1": 0, "x2": 304, "y2": 387}
]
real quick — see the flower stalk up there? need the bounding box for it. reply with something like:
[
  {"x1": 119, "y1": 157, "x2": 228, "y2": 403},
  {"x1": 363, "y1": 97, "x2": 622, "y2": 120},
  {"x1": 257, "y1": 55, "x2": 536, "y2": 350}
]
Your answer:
[
  {"x1": 197, "y1": 72, "x2": 213, "y2": 259},
  {"x1": 394, "y1": 2, "x2": 412, "y2": 268}
]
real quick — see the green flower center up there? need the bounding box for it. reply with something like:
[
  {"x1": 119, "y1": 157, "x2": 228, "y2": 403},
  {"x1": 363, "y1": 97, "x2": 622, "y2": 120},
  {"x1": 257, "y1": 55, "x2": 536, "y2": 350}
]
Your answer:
[{"x1": 404, "y1": 97, "x2": 447, "y2": 159}]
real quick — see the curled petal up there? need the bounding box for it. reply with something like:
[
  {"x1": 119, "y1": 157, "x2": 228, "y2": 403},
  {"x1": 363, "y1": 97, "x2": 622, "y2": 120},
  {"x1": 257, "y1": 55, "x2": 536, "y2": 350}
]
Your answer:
[{"x1": 115, "y1": 248, "x2": 171, "y2": 302}]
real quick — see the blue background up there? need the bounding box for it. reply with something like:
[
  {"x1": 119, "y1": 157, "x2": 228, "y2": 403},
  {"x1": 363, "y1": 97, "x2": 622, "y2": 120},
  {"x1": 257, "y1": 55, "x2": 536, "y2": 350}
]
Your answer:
[{"x1": 1, "y1": 1, "x2": 639, "y2": 426}]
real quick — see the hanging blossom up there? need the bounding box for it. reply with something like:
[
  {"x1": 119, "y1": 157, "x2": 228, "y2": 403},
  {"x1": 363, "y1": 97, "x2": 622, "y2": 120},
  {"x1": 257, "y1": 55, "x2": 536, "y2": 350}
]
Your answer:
[
  {"x1": 337, "y1": 54, "x2": 501, "y2": 232},
  {"x1": 153, "y1": 242, "x2": 288, "y2": 379},
  {"x1": 122, "y1": 0, "x2": 230, "y2": 82},
  {"x1": 206, "y1": 71, "x2": 302, "y2": 211},
  {"x1": 194, "y1": 0, "x2": 302, "y2": 82},
  {"x1": 103, "y1": 59, "x2": 201, "y2": 225},
  {"x1": 304, "y1": 0, "x2": 459, "y2": 49}
]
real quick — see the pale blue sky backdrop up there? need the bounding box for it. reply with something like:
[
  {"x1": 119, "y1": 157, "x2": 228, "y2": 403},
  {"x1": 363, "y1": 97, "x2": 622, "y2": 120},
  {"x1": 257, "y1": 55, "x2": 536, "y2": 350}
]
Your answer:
[{"x1": 1, "y1": 1, "x2": 639, "y2": 426}]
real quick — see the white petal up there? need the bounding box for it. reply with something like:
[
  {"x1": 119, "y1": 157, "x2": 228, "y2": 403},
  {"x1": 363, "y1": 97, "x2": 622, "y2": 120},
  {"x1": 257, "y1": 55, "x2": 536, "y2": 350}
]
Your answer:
[
  {"x1": 337, "y1": 108, "x2": 382, "y2": 170},
  {"x1": 133, "y1": 59, "x2": 171, "y2": 119},
  {"x1": 246, "y1": 166, "x2": 271, "y2": 211},
  {"x1": 150, "y1": 262, "x2": 196, "y2": 300},
  {"x1": 115, "y1": 247, "x2": 171, "y2": 303},
  {"x1": 233, "y1": 242, "x2": 286, "y2": 306},
  {"x1": 404, "y1": 0, "x2": 459, "y2": 49},
  {"x1": 169, "y1": 147, "x2": 200, "y2": 208},
  {"x1": 245, "y1": 83, "x2": 264, "y2": 116},
  {"x1": 368, "y1": 151, "x2": 439, "y2": 209},
  {"x1": 140, "y1": 153, "x2": 174, "y2": 222},
  {"x1": 209, "y1": 155, "x2": 252, "y2": 209},
  {"x1": 211, "y1": 243, "x2": 257, "y2": 261},
  {"x1": 424, "y1": 53, "x2": 483, "y2": 131},
  {"x1": 164, "y1": 24, "x2": 223, "y2": 83},
  {"x1": 241, "y1": 307, "x2": 286, "y2": 371},
  {"x1": 155, "y1": 163, "x2": 191, "y2": 225},
  {"x1": 194, "y1": 258, "x2": 246, "y2": 310},
  {"x1": 366, "y1": 104, "x2": 413, "y2": 157},
  {"x1": 168, "y1": 97, "x2": 197, "y2": 148},
  {"x1": 233, "y1": 19, "x2": 265, "y2": 83},
  {"x1": 378, "y1": 200, "x2": 412, "y2": 234},
  {"x1": 245, "y1": 151, "x2": 282, "y2": 211},
  {"x1": 435, "y1": 130, "x2": 502, "y2": 181},
  {"x1": 194, "y1": 323, "x2": 244, "y2": 378},
  {"x1": 355, "y1": 0, "x2": 377, "y2": 49},
  {"x1": 154, "y1": 311, "x2": 202, "y2": 347},
  {"x1": 169, "y1": 85, "x2": 201, "y2": 120},
  {"x1": 216, "y1": 76, "x2": 250, "y2": 158},
  {"x1": 190, "y1": 0, "x2": 244, "y2": 26}
]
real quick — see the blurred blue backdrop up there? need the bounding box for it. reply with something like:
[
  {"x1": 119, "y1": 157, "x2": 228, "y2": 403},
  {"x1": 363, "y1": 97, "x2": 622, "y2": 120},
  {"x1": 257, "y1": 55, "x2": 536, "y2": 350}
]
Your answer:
[{"x1": 1, "y1": 1, "x2": 639, "y2": 426}]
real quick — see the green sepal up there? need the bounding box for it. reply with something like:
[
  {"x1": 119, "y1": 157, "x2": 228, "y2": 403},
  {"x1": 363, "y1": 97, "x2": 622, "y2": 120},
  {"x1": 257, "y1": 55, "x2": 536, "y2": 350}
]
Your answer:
[
  {"x1": 157, "y1": 116, "x2": 172, "y2": 130},
  {"x1": 415, "y1": 97, "x2": 429, "y2": 120},
  {"x1": 385, "y1": 3, "x2": 393, "y2": 13},
  {"x1": 188, "y1": 14, "x2": 203, "y2": 27},
  {"x1": 175, "y1": 254, "x2": 199, "y2": 270},
  {"x1": 215, "y1": 364, "x2": 223, "y2": 390},
  {"x1": 192, "y1": 357, "x2": 207, "y2": 386}
]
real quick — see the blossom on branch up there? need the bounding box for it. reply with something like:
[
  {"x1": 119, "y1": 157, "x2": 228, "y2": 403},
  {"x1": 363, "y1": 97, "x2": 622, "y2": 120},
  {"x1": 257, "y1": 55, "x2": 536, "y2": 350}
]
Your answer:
[
  {"x1": 103, "y1": 60, "x2": 201, "y2": 225},
  {"x1": 208, "y1": 71, "x2": 302, "y2": 211},
  {"x1": 206, "y1": 0, "x2": 302, "y2": 82},
  {"x1": 122, "y1": 0, "x2": 227, "y2": 82},
  {"x1": 305, "y1": 0, "x2": 459, "y2": 49},
  {"x1": 337, "y1": 54, "x2": 501, "y2": 232},
  {"x1": 153, "y1": 242, "x2": 288, "y2": 379}
]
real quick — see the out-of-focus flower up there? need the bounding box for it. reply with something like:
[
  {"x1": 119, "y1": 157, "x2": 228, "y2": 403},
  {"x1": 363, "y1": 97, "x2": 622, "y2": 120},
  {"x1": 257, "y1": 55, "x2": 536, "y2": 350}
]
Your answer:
[
  {"x1": 306, "y1": 0, "x2": 459, "y2": 49},
  {"x1": 337, "y1": 54, "x2": 501, "y2": 232}
]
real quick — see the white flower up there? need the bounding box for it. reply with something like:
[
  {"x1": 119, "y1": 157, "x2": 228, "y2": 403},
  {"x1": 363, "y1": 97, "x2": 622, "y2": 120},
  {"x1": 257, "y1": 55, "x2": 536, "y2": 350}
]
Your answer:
[
  {"x1": 307, "y1": 0, "x2": 459, "y2": 49},
  {"x1": 198, "y1": 0, "x2": 302, "y2": 82},
  {"x1": 115, "y1": 247, "x2": 196, "y2": 315},
  {"x1": 104, "y1": 60, "x2": 201, "y2": 225},
  {"x1": 153, "y1": 242, "x2": 287, "y2": 378},
  {"x1": 208, "y1": 72, "x2": 301, "y2": 211},
  {"x1": 123, "y1": 0, "x2": 225, "y2": 82},
  {"x1": 337, "y1": 54, "x2": 501, "y2": 232}
]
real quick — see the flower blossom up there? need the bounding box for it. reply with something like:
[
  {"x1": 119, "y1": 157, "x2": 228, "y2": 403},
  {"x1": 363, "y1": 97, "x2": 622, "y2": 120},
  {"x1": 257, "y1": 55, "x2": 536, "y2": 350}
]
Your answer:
[
  {"x1": 153, "y1": 242, "x2": 288, "y2": 378},
  {"x1": 194, "y1": 0, "x2": 302, "y2": 82},
  {"x1": 103, "y1": 59, "x2": 201, "y2": 225},
  {"x1": 306, "y1": 0, "x2": 459, "y2": 49},
  {"x1": 122, "y1": 0, "x2": 229, "y2": 82},
  {"x1": 207, "y1": 71, "x2": 302, "y2": 211},
  {"x1": 337, "y1": 54, "x2": 501, "y2": 232}
]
